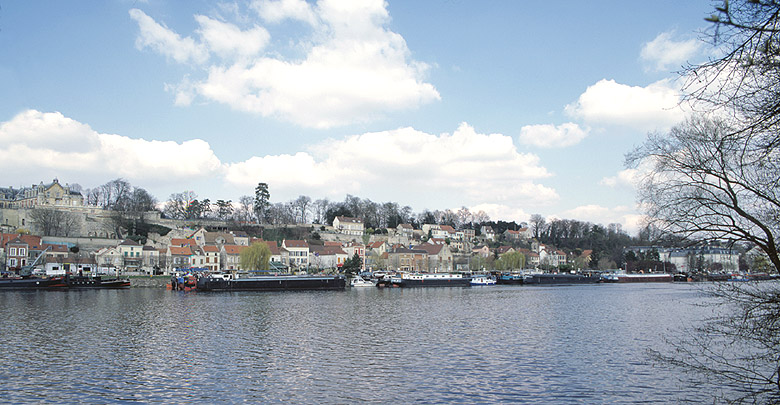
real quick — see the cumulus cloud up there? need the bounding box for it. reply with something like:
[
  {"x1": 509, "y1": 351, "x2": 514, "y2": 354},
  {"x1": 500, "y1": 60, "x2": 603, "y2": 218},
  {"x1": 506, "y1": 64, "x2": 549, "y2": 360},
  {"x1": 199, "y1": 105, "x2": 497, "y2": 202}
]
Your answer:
[
  {"x1": 225, "y1": 122, "x2": 558, "y2": 206},
  {"x1": 195, "y1": 15, "x2": 270, "y2": 60},
  {"x1": 562, "y1": 204, "x2": 643, "y2": 235},
  {"x1": 4, "y1": 111, "x2": 559, "y2": 220},
  {"x1": 129, "y1": 9, "x2": 209, "y2": 64},
  {"x1": 641, "y1": 31, "x2": 701, "y2": 72},
  {"x1": 252, "y1": 0, "x2": 317, "y2": 24},
  {"x1": 518, "y1": 122, "x2": 589, "y2": 148},
  {"x1": 130, "y1": 0, "x2": 440, "y2": 128},
  {"x1": 565, "y1": 78, "x2": 685, "y2": 131},
  {"x1": 0, "y1": 110, "x2": 222, "y2": 186}
]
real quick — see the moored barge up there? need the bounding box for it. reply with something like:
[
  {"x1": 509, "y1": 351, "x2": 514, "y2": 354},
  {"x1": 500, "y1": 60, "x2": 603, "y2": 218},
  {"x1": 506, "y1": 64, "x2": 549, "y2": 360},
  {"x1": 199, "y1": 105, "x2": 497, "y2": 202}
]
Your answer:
[
  {"x1": 0, "y1": 276, "x2": 67, "y2": 289},
  {"x1": 196, "y1": 274, "x2": 346, "y2": 291},
  {"x1": 387, "y1": 273, "x2": 471, "y2": 288},
  {"x1": 523, "y1": 273, "x2": 601, "y2": 285}
]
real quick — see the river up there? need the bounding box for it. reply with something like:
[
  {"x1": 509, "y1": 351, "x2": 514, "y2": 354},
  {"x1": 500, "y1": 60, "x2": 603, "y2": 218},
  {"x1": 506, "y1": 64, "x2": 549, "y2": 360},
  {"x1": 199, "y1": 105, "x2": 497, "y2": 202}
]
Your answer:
[{"x1": 0, "y1": 283, "x2": 719, "y2": 403}]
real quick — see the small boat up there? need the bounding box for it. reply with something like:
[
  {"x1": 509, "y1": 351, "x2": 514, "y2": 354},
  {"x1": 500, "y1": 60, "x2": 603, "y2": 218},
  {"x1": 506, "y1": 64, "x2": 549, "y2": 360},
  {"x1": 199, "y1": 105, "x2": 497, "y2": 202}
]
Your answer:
[
  {"x1": 470, "y1": 275, "x2": 496, "y2": 286},
  {"x1": 497, "y1": 273, "x2": 525, "y2": 284},
  {"x1": 349, "y1": 275, "x2": 376, "y2": 287}
]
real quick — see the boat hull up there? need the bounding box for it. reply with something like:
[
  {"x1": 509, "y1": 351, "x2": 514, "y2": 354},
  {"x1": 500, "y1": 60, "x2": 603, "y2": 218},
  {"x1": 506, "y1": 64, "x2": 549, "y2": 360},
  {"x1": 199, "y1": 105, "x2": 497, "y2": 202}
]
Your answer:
[
  {"x1": 197, "y1": 275, "x2": 346, "y2": 291},
  {"x1": 67, "y1": 276, "x2": 131, "y2": 289},
  {"x1": 615, "y1": 274, "x2": 672, "y2": 283},
  {"x1": 0, "y1": 277, "x2": 67, "y2": 289},
  {"x1": 523, "y1": 274, "x2": 601, "y2": 285},
  {"x1": 392, "y1": 276, "x2": 470, "y2": 288}
]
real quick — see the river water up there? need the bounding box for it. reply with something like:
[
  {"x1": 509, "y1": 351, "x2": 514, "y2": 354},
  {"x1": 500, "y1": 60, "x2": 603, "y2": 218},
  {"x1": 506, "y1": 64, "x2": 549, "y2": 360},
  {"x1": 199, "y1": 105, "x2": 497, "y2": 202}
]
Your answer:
[{"x1": 0, "y1": 283, "x2": 719, "y2": 403}]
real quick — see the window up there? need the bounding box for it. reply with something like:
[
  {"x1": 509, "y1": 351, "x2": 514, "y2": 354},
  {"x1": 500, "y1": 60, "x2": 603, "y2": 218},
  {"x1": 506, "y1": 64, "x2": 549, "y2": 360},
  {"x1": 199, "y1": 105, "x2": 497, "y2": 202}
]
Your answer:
[
  {"x1": 8, "y1": 248, "x2": 16, "y2": 256},
  {"x1": 19, "y1": 248, "x2": 26, "y2": 256}
]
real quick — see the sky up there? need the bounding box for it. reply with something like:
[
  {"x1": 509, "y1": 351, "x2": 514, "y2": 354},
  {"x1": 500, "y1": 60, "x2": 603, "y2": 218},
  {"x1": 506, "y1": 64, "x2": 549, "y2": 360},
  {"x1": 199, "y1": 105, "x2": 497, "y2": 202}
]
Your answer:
[{"x1": 0, "y1": 0, "x2": 714, "y2": 234}]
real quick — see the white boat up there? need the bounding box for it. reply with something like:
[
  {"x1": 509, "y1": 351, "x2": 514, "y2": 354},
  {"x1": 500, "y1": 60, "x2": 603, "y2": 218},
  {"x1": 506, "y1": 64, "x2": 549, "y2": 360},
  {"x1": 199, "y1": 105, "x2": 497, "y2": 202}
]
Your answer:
[
  {"x1": 349, "y1": 275, "x2": 376, "y2": 287},
  {"x1": 470, "y1": 275, "x2": 497, "y2": 286}
]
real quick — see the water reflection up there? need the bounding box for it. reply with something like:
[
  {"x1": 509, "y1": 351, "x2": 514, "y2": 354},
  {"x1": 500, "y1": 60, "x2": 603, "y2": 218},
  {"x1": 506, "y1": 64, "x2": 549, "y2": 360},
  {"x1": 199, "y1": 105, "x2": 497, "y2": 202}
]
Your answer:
[{"x1": 0, "y1": 284, "x2": 713, "y2": 403}]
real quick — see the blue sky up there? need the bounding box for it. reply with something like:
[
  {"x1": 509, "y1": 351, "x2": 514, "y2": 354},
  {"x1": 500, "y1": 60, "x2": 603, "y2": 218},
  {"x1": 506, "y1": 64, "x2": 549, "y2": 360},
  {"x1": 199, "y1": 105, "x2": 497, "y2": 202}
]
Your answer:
[{"x1": 0, "y1": 0, "x2": 712, "y2": 233}]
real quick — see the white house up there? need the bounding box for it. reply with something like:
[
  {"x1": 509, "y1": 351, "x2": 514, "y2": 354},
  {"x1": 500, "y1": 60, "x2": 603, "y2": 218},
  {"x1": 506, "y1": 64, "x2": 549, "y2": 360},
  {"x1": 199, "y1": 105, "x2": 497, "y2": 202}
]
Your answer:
[{"x1": 333, "y1": 216, "x2": 364, "y2": 236}]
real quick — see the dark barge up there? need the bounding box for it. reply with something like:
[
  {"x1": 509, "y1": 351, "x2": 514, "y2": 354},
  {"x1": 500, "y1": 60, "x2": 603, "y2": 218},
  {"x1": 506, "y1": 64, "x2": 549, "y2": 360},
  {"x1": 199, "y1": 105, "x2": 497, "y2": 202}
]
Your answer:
[
  {"x1": 522, "y1": 273, "x2": 602, "y2": 285},
  {"x1": 0, "y1": 276, "x2": 68, "y2": 289},
  {"x1": 196, "y1": 274, "x2": 346, "y2": 291}
]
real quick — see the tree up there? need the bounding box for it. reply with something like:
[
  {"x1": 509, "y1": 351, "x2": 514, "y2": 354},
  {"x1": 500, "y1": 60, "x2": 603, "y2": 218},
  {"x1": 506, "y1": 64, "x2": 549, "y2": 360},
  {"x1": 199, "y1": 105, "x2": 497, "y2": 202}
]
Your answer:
[
  {"x1": 496, "y1": 251, "x2": 525, "y2": 271},
  {"x1": 292, "y1": 195, "x2": 311, "y2": 224},
  {"x1": 215, "y1": 199, "x2": 233, "y2": 220},
  {"x1": 237, "y1": 195, "x2": 254, "y2": 222},
  {"x1": 240, "y1": 242, "x2": 272, "y2": 271},
  {"x1": 637, "y1": 2, "x2": 780, "y2": 402},
  {"x1": 254, "y1": 183, "x2": 270, "y2": 224},
  {"x1": 29, "y1": 208, "x2": 81, "y2": 237},
  {"x1": 342, "y1": 253, "x2": 362, "y2": 276},
  {"x1": 529, "y1": 214, "x2": 546, "y2": 240},
  {"x1": 163, "y1": 191, "x2": 197, "y2": 219},
  {"x1": 628, "y1": 116, "x2": 779, "y2": 272}
]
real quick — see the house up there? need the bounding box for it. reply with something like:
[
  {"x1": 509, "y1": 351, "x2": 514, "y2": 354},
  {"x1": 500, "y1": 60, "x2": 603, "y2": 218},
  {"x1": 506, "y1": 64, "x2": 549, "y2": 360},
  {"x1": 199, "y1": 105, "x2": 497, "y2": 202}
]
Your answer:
[
  {"x1": 481, "y1": 226, "x2": 496, "y2": 241},
  {"x1": 516, "y1": 248, "x2": 540, "y2": 267},
  {"x1": 141, "y1": 245, "x2": 161, "y2": 274},
  {"x1": 472, "y1": 245, "x2": 491, "y2": 258},
  {"x1": 333, "y1": 216, "x2": 364, "y2": 236},
  {"x1": 282, "y1": 240, "x2": 309, "y2": 269},
  {"x1": 309, "y1": 245, "x2": 348, "y2": 271},
  {"x1": 202, "y1": 245, "x2": 221, "y2": 272},
  {"x1": 413, "y1": 243, "x2": 453, "y2": 273},
  {"x1": 438, "y1": 225, "x2": 456, "y2": 239},
  {"x1": 367, "y1": 241, "x2": 388, "y2": 255},
  {"x1": 168, "y1": 246, "x2": 193, "y2": 272},
  {"x1": 5, "y1": 236, "x2": 30, "y2": 270},
  {"x1": 220, "y1": 245, "x2": 246, "y2": 271},
  {"x1": 342, "y1": 241, "x2": 365, "y2": 270},
  {"x1": 231, "y1": 231, "x2": 250, "y2": 246},
  {"x1": 263, "y1": 241, "x2": 283, "y2": 265},
  {"x1": 496, "y1": 246, "x2": 515, "y2": 255},
  {"x1": 3, "y1": 179, "x2": 83, "y2": 209},
  {"x1": 95, "y1": 246, "x2": 122, "y2": 271},
  {"x1": 455, "y1": 229, "x2": 475, "y2": 241},
  {"x1": 170, "y1": 238, "x2": 197, "y2": 247},
  {"x1": 117, "y1": 239, "x2": 143, "y2": 272},
  {"x1": 387, "y1": 246, "x2": 428, "y2": 272},
  {"x1": 504, "y1": 229, "x2": 522, "y2": 242},
  {"x1": 397, "y1": 224, "x2": 414, "y2": 239}
]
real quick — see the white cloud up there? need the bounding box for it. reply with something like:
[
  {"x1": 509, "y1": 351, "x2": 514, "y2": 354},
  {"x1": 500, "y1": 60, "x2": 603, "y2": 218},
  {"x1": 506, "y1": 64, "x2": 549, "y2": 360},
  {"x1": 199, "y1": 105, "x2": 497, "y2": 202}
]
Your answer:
[
  {"x1": 469, "y1": 203, "x2": 530, "y2": 223},
  {"x1": 130, "y1": 0, "x2": 440, "y2": 128},
  {"x1": 0, "y1": 110, "x2": 222, "y2": 186},
  {"x1": 129, "y1": 9, "x2": 209, "y2": 65},
  {"x1": 225, "y1": 122, "x2": 558, "y2": 207},
  {"x1": 565, "y1": 78, "x2": 685, "y2": 131},
  {"x1": 600, "y1": 168, "x2": 640, "y2": 188},
  {"x1": 641, "y1": 31, "x2": 701, "y2": 72},
  {"x1": 195, "y1": 15, "x2": 270, "y2": 60},
  {"x1": 562, "y1": 204, "x2": 643, "y2": 235},
  {"x1": 518, "y1": 122, "x2": 589, "y2": 148},
  {"x1": 252, "y1": 0, "x2": 317, "y2": 25},
  {"x1": 4, "y1": 111, "x2": 560, "y2": 221}
]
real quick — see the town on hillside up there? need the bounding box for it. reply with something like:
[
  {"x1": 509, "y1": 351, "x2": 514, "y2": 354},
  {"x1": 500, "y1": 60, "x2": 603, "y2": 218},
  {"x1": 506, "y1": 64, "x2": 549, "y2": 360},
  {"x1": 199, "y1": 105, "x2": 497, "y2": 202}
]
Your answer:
[{"x1": 0, "y1": 178, "x2": 771, "y2": 276}]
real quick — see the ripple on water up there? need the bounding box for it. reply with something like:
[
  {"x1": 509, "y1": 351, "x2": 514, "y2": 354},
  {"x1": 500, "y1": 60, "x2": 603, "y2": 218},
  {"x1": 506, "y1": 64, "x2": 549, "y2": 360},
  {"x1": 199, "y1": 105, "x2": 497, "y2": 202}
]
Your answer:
[{"x1": 0, "y1": 284, "x2": 719, "y2": 403}]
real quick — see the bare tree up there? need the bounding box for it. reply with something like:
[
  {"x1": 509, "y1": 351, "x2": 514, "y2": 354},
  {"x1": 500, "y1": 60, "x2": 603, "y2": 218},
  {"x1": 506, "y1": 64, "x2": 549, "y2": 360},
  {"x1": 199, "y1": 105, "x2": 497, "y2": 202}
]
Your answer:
[
  {"x1": 29, "y1": 208, "x2": 81, "y2": 237},
  {"x1": 635, "y1": 2, "x2": 780, "y2": 401},
  {"x1": 292, "y1": 195, "x2": 311, "y2": 224},
  {"x1": 628, "y1": 116, "x2": 779, "y2": 271},
  {"x1": 312, "y1": 198, "x2": 330, "y2": 224}
]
